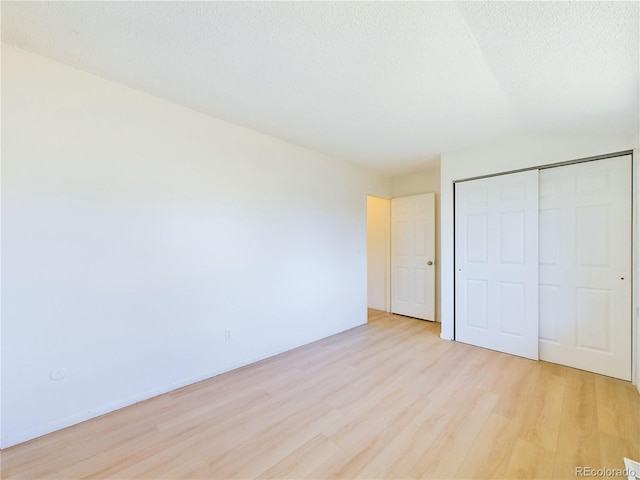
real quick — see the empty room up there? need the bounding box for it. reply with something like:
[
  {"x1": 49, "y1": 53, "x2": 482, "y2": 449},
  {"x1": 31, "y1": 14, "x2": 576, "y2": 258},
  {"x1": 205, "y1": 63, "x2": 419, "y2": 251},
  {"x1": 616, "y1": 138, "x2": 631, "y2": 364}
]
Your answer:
[{"x1": 1, "y1": 1, "x2": 639, "y2": 479}]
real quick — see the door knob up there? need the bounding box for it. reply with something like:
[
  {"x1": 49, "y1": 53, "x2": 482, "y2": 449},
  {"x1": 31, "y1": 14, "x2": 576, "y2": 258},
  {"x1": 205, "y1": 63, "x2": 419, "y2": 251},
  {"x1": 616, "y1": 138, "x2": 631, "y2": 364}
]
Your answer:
[{"x1": 427, "y1": 261, "x2": 434, "y2": 266}]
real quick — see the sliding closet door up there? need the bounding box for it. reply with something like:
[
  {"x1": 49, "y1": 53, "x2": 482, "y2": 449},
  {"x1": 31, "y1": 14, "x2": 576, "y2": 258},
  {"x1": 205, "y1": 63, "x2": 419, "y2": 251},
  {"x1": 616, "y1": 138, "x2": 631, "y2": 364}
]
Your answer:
[
  {"x1": 539, "y1": 155, "x2": 632, "y2": 380},
  {"x1": 455, "y1": 170, "x2": 539, "y2": 360}
]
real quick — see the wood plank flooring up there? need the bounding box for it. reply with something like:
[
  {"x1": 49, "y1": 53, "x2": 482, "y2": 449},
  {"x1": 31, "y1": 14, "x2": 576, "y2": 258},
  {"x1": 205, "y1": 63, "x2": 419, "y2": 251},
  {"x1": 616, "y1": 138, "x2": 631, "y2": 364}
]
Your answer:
[{"x1": 2, "y1": 310, "x2": 639, "y2": 479}]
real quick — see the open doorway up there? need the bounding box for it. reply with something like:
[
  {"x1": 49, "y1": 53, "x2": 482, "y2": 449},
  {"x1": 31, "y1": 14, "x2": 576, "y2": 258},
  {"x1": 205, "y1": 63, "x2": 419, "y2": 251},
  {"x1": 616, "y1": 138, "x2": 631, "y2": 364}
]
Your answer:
[{"x1": 366, "y1": 195, "x2": 391, "y2": 315}]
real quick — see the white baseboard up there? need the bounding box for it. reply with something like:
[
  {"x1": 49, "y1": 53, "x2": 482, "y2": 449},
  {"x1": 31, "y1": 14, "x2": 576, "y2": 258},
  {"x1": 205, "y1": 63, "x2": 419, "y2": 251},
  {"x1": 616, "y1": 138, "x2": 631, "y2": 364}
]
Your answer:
[{"x1": 1, "y1": 321, "x2": 363, "y2": 449}]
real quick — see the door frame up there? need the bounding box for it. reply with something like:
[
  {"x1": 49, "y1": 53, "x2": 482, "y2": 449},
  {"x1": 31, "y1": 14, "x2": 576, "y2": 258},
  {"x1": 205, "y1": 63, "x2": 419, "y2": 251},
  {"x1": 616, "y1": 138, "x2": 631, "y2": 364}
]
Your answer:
[
  {"x1": 366, "y1": 192, "x2": 438, "y2": 318},
  {"x1": 451, "y1": 150, "x2": 636, "y2": 383}
]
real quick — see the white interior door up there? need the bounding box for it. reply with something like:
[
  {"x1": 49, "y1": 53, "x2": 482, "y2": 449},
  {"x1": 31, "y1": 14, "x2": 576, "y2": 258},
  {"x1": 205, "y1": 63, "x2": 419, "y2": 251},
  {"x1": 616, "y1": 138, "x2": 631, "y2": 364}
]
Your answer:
[
  {"x1": 391, "y1": 193, "x2": 435, "y2": 320},
  {"x1": 539, "y1": 156, "x2": 632, "y2": 380},
  {"x1": 455, "y1": 170, "x2": 539, "y2": 360}
]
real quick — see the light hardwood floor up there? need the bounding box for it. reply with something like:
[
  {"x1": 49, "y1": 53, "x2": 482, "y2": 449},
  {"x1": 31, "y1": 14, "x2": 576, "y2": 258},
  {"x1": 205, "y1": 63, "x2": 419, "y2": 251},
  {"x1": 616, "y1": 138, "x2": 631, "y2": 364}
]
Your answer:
[{"x1": 2, "y1": 310, "x2": 639, "y2": 479}]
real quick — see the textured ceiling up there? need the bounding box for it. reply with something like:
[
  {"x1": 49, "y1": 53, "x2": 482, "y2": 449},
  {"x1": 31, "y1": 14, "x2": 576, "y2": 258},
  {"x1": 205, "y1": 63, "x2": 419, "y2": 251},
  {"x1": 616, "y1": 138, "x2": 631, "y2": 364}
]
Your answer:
[{"x1": 2, "y1": 1, "x2": 638, "y2": 175}]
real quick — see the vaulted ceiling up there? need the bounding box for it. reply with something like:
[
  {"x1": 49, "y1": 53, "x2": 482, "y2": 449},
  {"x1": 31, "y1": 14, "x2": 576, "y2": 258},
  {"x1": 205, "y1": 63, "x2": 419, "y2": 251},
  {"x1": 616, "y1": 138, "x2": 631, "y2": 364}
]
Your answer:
[{"x1": 2, "y1": 1, "x2": 638, "y2": 175}]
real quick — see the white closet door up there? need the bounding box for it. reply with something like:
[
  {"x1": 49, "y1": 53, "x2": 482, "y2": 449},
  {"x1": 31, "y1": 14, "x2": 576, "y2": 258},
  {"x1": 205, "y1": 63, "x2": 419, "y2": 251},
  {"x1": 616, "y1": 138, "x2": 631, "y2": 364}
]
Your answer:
[
  {"x1": 539, "y1": 155, "x2": 632, "y2": 380},
  {"x1": 391, "y1": 193, "x2": 435, "y2": 320},
  {"x1": 455, "y1": 170, "x2": 539, "y2": 360}
]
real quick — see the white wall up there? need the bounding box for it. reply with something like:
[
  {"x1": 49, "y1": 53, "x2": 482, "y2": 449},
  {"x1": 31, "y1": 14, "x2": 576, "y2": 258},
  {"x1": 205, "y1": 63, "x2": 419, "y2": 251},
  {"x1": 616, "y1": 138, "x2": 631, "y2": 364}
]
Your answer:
[
  {"x1": 0, "y1": 44, "x2": 391, "y2": 448},
  {"x1": 366, "y1": 196, "x2": 390, "y2": 311},
  {"x1": 391, "y1": 165, "x2": 441, "y2": 321},
  {"x1": 440, "y1": 134, "x2": 638, "y2": 384},
  {"x1": 391, "y1": 165, "x2": 441, "y2": 197}
]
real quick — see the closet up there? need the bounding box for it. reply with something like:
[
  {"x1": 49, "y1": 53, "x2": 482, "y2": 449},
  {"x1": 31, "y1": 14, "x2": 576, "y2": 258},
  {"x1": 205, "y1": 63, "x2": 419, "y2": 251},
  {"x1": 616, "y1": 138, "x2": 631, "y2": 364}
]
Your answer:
[{"x1": 454, "y1": 154, "x2": 632, "y2": 381}]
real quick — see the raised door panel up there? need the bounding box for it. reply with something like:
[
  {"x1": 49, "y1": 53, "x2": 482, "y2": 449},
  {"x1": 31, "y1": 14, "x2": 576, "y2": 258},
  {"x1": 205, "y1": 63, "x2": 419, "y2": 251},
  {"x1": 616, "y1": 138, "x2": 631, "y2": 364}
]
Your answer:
[
  {"x1": 538, "y1": 155, "x2": 631, "y2": 380},
  {"x1": 455, "y1": 170, "x2": 539, "y2": 360},
  {"x1": 391, "y1": 194, "x2": 435, "y2": 320}
]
